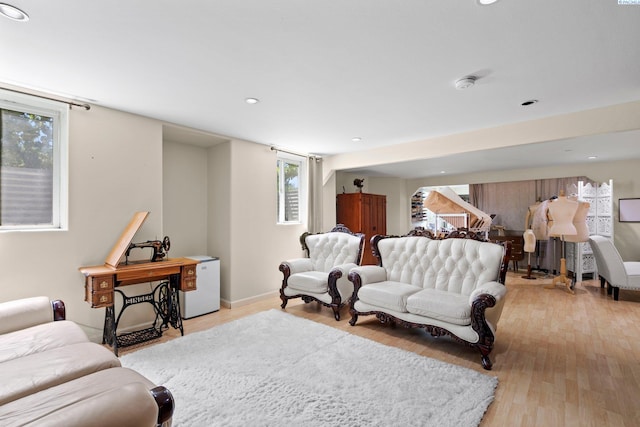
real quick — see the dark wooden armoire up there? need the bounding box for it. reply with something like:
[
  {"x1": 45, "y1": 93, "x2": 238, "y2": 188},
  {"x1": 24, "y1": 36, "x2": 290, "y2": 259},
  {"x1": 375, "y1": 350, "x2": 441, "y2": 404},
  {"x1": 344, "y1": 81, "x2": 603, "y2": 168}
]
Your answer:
[{"x1": 336, "y1": 193, "x2": 387, "y2": 265}]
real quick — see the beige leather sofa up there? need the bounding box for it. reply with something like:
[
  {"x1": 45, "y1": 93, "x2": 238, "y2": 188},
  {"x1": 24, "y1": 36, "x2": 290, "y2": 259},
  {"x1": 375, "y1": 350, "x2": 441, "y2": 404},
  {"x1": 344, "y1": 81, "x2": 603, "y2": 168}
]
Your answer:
[
  {"x1": 348, "y1": 230, "x2": 510, "y2": 370},
  {"x1": 0, "y1": 296, "x2": 173, "y2": 426}
]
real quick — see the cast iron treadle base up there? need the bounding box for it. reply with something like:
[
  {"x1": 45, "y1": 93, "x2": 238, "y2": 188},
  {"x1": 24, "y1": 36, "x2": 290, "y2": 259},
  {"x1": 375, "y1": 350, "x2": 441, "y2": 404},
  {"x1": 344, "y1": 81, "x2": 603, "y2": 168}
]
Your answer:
[{"x1": 116, "y1": 327, "x2": 162, "y2": 348}]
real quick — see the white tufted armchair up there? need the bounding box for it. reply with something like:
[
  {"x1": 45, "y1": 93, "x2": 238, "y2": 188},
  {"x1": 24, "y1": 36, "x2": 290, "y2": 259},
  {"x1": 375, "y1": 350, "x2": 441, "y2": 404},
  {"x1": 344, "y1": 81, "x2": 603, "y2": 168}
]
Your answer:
[
  {"x1": 279, "y1": 225, "x2": 365, "y2": 320},
  {"x1": 589, "y1": 235, "x2": 640, "y2": 300}
]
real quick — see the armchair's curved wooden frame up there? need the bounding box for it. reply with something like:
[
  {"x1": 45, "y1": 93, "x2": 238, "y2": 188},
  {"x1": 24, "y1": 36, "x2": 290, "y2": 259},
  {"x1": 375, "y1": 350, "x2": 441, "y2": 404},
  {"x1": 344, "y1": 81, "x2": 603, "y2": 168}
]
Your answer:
[
  {"x1": 349, "y1": 229, "x2": 510, "y2": 370},
  {"x1": 279, "y1": 224, "x2": 365, "y2": 321}
]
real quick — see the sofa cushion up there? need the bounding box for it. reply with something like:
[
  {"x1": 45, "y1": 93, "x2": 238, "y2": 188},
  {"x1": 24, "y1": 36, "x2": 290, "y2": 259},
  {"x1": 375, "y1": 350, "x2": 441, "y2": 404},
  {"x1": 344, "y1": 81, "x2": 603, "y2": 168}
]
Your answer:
[
  {"x1": 0, "y1": 321, "x2": 89, "y2": 364},
  {"x1": 624, "y1": 262, "x2": 640, "y2": 288},
  {"x1": 288, "y1": 271, "x2": 331, "y2": 293},
  {"x1": 357, "y1": 282, "x2": 422, "y2": 312},
  {"x1": 0, "y1": 342, "x2": 121, "y2": 405},
  {"x1": 406, "y1": 288, "x2": 471, "y2": 326},
  {"x1": 0, "y1": 368, "x2": 159, "y2": 427}
]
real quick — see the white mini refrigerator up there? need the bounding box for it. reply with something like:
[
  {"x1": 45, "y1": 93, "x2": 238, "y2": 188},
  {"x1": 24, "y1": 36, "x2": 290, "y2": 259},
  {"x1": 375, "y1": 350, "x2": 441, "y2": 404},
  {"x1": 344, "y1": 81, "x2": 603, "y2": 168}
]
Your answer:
[{"x1": 180, "y1": 256, "x2": 220, "y2": 319}]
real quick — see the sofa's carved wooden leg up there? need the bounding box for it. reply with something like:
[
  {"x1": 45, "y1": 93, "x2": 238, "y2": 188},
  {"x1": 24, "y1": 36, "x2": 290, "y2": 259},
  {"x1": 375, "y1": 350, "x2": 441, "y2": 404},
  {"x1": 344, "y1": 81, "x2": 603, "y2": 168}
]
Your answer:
[
  {"x1": 332, "y1": 306, "x2": 341, "y2": 321},
  {"x1": 481, "y1": 355, "x2": 493, "y2": 371},
  {"x1": 279, "y1": 290, "x2": 288, "y2": 309},
  {"x1": 349, "y1": 312, "x2": 358, "y2": 326},
  {"x1": 478, "y1": 346, "x2": 493, "y2": 370}
]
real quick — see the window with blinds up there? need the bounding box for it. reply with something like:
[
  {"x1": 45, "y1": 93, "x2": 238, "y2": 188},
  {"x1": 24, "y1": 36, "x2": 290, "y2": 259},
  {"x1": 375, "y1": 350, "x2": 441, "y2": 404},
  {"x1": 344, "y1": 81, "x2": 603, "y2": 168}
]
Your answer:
[
  {"x1": 277, "y1": 152, "x2": 306, "y2": 224},
  {"x1": 0, "y1": 90, "x2": 68, "y2": 230}
]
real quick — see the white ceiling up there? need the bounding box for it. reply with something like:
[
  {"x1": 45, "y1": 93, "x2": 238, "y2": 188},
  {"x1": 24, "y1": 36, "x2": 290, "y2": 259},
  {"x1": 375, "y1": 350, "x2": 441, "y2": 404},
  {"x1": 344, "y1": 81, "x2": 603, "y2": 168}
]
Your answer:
[{"x1": 2, "y1": 0, "x2": 640, "y2": 178}]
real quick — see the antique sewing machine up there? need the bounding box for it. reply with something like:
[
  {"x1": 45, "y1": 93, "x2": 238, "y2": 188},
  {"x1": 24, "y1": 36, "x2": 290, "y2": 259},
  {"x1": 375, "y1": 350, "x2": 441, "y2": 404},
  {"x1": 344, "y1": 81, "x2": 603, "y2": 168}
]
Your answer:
[
  {"x1": 79, "y1": 212, "x2": 198, "y2": 355},
  {"x1": 125, "y1": 236, "x2": 171, "y2": 263}
]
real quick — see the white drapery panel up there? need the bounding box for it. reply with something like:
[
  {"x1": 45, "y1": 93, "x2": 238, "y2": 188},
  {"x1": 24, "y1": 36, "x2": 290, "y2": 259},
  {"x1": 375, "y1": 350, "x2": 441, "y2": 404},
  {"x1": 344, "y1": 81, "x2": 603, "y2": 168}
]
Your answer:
[{"x1": 307, "y1": 156, "x2": 323, "y2": 234}]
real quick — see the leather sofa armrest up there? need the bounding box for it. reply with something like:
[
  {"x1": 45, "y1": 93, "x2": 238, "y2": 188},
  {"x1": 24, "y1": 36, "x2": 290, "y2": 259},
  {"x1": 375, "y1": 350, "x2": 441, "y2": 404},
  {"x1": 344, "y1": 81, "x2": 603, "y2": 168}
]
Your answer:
[
  {"x1": 348, "y1": 265, "x2": 387, "y2": 286},
  {"x1": 0, "y1": 296, "x2": 62, "y2": 335},
  {"x1": 279, "y1": 258, "x2": 313, "y2": 275},
  {"x1": 151, "y1": 386, "x2": 175, "y2": 426},
  {"x1": 469, "y1": 281, "x2": 506, "y2": 305},
  {"x1": 330, "y1": 262, "x2": 358, "y2": 277}
]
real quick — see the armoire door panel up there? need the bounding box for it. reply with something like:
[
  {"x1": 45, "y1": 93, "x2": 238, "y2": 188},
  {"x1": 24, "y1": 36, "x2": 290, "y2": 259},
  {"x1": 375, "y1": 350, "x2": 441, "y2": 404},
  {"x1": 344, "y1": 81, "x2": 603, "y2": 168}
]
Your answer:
[{"x1": 336, "y1": 193, "x2": 386, "y2": 265}]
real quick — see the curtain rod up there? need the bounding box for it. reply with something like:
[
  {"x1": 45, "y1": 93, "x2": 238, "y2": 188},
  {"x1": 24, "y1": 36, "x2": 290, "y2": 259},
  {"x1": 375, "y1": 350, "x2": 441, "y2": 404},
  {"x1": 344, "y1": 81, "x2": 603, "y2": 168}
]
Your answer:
[
  {"x1": 0, "y1": 86, "x2": 91, "y2": 110},
  {"x1": 270, "y1": 146, "x2": 321, "y2": 159}
]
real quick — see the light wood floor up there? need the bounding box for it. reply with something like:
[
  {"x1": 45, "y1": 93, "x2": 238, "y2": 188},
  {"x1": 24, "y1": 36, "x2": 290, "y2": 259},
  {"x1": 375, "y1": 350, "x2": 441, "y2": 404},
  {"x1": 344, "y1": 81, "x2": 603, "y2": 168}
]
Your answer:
[{"x1": 119, "y1": 271, "x2": 640, "y2": 427}]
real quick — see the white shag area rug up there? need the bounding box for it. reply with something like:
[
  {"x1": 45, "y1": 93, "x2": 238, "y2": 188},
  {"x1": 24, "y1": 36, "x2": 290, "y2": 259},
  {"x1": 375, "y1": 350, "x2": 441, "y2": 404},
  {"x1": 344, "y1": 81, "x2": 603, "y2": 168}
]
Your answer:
[{"x1": 120, "y1": 309, "x2": 497, "y2": 427}]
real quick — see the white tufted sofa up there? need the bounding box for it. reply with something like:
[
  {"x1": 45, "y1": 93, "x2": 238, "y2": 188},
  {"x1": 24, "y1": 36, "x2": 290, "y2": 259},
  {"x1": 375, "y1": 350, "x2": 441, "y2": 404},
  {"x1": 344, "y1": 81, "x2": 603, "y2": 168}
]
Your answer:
[
  {"x1": 348, "y1": 230, "x2": 510, "y2": 369},
  {"x1": 279, "y1": 225, "x2": 365, "y2": 320}
]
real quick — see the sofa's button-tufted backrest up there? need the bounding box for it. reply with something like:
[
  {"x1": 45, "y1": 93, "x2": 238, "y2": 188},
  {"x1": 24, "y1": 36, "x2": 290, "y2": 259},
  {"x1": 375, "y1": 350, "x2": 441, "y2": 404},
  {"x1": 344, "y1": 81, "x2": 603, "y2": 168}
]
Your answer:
[
  {"x1": 377, "y1": 237, "x2": 504, "y2": 296},
  {"x1": 305, "y1": 232, "x2": 362, "y2": 272}
]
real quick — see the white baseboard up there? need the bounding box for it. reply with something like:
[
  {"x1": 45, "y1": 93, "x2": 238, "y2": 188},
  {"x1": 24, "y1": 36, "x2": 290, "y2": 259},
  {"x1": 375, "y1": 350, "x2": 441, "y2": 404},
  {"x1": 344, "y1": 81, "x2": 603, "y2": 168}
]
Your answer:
[{"x1": 221, "y1": 291, "x2": 276, "y2": 309}]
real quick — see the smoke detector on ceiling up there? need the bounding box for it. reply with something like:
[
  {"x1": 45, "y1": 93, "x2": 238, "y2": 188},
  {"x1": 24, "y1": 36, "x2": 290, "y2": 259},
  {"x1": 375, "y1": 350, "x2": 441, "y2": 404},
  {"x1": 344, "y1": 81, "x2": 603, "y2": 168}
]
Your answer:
[{"x1": 455, "y1": 76, "x2": 477, "y2": 90}]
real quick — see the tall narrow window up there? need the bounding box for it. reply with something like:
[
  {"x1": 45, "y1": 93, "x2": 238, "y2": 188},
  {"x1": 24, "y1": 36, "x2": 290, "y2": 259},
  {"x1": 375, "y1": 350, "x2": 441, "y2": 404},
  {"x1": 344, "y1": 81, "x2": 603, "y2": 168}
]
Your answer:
[
  {"x1": 0, "y1": 90, "x2": 68, "y2": 230},
  {"x1": 277, "y1": 153, "x2": 306, "y2": 224}
]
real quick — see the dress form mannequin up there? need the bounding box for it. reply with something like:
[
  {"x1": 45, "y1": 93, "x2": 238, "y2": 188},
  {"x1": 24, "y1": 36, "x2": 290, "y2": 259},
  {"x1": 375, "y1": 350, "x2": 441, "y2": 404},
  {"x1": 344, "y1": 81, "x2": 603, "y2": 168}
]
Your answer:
[
  {"x1": 525, "y1": 201, "x2": 541, "y2": 230},
  {"x1": 522, "y1": 229, "x2": 537, "y2": 280},
  {"x1": 546, "y1": 191, "x2": 578, "y2": 294},
  {"x1": 530, "y1": 200, "x2": 550, "y2": 241},
  {"x1": 564, "y1": 201, "x2": 591, "y2": 243}
]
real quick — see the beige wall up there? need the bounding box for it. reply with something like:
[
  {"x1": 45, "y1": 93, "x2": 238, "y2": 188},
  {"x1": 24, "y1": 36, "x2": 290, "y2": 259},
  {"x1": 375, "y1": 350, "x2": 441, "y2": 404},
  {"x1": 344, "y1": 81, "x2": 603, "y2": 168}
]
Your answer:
[
  {"x1": 225, "y1": 141, "x2": 306, "y2": 305},
  {"x1": 0, "y1": 104, "x2": 308, "y2": 340},
  {"x1": 162, "y1": 140, "x2": 209, "y2": 257},
  {"x1": 207, "y1": 142, "x2": 232, "y2": 302},
  {"x1": 0, "y1": 106, "x2": 163, "y2": 337}
]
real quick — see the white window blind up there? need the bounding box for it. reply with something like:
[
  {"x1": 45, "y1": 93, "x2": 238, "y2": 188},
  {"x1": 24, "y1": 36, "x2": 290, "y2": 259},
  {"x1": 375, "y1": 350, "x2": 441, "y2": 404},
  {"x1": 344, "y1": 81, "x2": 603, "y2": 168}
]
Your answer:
[
  {"x1": 277, "y1": 152, "x2": 306, "y2": 224},
  {"x1": 0, "y1": 90, "x2": 68, "y2": 230}
]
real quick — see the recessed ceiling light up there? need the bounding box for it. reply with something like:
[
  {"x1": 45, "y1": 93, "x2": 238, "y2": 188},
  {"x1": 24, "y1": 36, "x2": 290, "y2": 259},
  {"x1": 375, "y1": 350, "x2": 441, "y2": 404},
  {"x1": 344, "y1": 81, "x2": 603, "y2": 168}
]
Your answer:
[
  {"x1": 245, "y1": 97, "x2": 259, "y2": 104},
  {"x1": 0, "y1": 3, "x2": 29, "y2": 21},
  {"x1": 521, "y1": 99, "x2": 538, "y2": 106},
  {"x1": 478, "y1": 0, "x2": 499, "y2": 5},
  {"x1": 352, "y1": 137, "x2": 362, "y2": 142},
  {"x1": 588, "y1": 156, "x2": 597, "y2": 160},
  {"x1": 440, "y1": 170, "x2": 446, "y2": 174}
]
